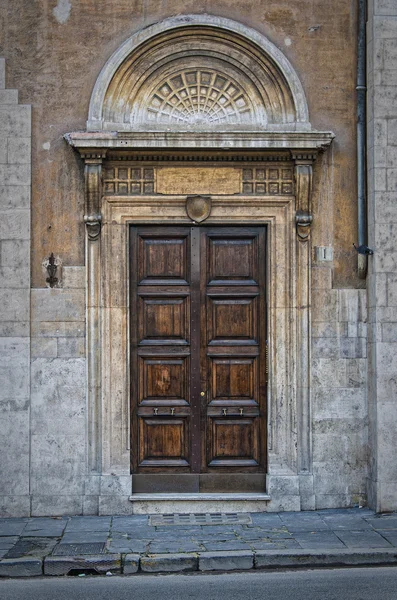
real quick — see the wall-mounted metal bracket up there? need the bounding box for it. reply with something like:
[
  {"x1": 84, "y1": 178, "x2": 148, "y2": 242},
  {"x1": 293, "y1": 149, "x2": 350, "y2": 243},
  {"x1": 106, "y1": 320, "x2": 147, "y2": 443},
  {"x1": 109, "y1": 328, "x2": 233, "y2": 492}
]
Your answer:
[
  {"x1": 45, "y1": 253, "x2": 58, "y2": 288},
  {"x1": 353, "y1": 243, "x2": 374, "y2": 256}
]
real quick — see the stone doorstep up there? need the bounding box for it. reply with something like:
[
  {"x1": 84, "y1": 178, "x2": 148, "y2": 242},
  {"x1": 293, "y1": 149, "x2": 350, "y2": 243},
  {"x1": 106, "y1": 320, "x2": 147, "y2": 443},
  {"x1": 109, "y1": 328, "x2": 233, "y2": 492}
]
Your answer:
[{"x1": 1, "y1": 548, "x2": 397, "y2": 577}]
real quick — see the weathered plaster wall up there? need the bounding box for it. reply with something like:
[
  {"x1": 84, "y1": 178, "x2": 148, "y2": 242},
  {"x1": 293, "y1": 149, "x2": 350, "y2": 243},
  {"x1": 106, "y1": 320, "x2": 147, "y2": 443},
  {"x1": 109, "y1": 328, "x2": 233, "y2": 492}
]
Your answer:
[
  {"x1": 367, "y1": 0, "x2": 397, "y2": 512},
  {"x1": 0, "y1": 59, "x2": 32, "y2": 516},
  {"x1": 0, "y1": 0, "x2": 359, "y2": 288}
]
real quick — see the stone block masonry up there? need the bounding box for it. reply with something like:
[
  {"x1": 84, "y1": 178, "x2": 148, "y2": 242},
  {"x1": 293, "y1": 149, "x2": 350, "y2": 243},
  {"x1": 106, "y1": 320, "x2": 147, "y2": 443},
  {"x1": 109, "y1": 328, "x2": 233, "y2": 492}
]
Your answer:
[
  {"x1": 0, "y1": 60, "x2": 89, "y2": 516},
  {"x1": 311, "y1": 268, "x2": 368, "y2": 510},
  {"x1": 30, "y1": 267, "x2": 86, "y2": 516},
  {"x1": 367, "y1": 1, "x2": 397, "y2": 512},
  {"x1": 0, "y1": 59, "x2": 31, "y2": 517}
]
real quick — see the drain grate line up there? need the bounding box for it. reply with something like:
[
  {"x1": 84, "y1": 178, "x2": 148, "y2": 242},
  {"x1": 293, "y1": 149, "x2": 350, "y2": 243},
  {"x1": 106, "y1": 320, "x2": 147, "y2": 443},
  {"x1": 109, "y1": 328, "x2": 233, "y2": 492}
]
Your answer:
[{"x1": 149, "y1": 513, "x2": 252, "y2": 527}]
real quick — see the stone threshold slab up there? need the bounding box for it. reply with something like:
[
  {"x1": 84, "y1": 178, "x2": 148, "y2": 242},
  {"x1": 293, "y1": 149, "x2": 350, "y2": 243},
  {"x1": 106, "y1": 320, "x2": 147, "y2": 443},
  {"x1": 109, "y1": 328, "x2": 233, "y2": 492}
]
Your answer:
[
  {"x1": 129, "y1": 493, "x2": 271, "y2": 501},
  {"x1": 128, "y1": 493, "x2": 271, "y2": 514},
  {"x1": 2, "y1": 549, "x2": 397, "y2": 577}
]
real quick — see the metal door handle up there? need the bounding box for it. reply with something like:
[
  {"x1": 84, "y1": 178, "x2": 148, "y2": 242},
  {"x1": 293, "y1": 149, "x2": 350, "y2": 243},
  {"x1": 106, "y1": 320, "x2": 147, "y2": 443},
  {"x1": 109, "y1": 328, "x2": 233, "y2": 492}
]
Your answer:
[
  {"x1": 222, "y1": 408, "x2": 227, "y2": 416},
  {"x1": 154, "y1": 408, "x2": 158, "y2": 415},
  {"x1": 170, "y1": 408, "x2": 175, "y2": 415},
  {"x1": 239, "y1": 408, "x2": 244, "y2": 416}
]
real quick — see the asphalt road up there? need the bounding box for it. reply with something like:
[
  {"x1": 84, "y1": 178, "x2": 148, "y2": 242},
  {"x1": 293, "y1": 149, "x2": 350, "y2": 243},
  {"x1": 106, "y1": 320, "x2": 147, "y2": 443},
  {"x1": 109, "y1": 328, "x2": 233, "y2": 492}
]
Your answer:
[{"x1": 1, "y1": 567, "x2": 397, "y2": 600}]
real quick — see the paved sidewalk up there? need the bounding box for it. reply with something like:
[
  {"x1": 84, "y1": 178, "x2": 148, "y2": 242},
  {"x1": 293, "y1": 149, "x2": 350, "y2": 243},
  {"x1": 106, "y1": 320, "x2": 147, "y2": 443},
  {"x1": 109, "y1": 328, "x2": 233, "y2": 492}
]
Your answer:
[{"x1": 1, "y1": 508, "x2": 397, "y2": 576}]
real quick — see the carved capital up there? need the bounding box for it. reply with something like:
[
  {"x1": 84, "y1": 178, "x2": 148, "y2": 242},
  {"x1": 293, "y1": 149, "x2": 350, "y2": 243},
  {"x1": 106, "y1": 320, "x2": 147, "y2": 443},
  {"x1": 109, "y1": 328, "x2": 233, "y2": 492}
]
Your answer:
[
  {"x1": 84, "y1": 153, "x2": 105, "y2": 241},
  {"x1": 293, "y1": 153, "x2": 315, "y2": 241}
]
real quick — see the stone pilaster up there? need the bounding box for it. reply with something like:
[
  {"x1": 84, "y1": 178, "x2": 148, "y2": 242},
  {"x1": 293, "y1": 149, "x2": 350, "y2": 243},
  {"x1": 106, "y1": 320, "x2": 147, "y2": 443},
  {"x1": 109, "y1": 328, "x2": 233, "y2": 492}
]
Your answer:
[
  {"x1": 0, "y1": 59, "x2": 32, "y2": 516},
  {"x1": 367, "y1": 0, "x2": 397, "y2": 512},
  {"x1": 292, "y1": 153, "x2": 315, "y2": 509},
  {"x1": 82, "y1": 153, "x2": 105, "y2": 475}
]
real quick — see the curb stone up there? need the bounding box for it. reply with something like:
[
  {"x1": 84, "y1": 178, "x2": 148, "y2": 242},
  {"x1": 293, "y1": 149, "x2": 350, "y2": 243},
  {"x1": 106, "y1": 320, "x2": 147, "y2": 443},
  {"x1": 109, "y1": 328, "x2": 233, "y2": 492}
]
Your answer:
[
  {"x1": 141, "y1": 553, "x2": 198, "y2": 573},
  {"x1": 123, "y1": 554, "x2": 140, "y2": 574},
  {"x1": 2, "y1": 548, "x2": 397, "y2": 577},
  {"x1": 0, "y1": 558, "x2": 42, "y2": 577},
  {"x1": 199, "y1": 550, "x2": 254, "y2": 572},
  {"x1": 254, "y1": 549, "x2": 397, "y2": 569},
  {"x1": 44, "y1": 554, "x2": 121, "y2": 576}
]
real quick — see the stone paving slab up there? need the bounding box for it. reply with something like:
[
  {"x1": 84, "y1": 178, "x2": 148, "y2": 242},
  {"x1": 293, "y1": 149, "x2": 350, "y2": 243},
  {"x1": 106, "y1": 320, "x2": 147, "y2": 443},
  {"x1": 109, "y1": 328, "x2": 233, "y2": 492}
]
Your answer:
[
  {"x1": 335, "y1": 530, "x2": 393, "y2": 548},
  {"x1": 64, "y1": 517, "x2": 111, "y2": 533},
  {"x1": 4, "y1": 537, "x2": 58, "y2": 559},
  {"x1": 378, "y1": 531, "x2": 397, "y2": 545},
  {"x1": 0, "y1": 519, "x2": 27, "y2": 536},
  {"x1": 61, "y1": 532, "x2": 110, "y2": 543},
  {"x1": 22, "y1": 518, "x2": 68, "y2": 537},
  {"x1": 0, "y1": 509, "x2": 397, "y2": 576},
  {"x1": 366, "y1": 516, "x2": 397, "y2": 529},
  {"x1": 292, "y1": 531, "x2": 346, "y2": 548}
]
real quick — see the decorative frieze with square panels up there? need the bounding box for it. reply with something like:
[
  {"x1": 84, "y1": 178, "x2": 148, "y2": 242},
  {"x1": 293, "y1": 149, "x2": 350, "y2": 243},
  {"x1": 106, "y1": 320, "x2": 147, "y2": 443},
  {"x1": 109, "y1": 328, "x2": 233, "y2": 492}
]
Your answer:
[
  {"x1": 103, "y1": 167, "x2": 155, "y2": 194},
  {"x1": 242, "y1": 167, "x2": 294, "y2": 195},
  {"x1": 102, "y1": 165, "x2": 294, "y2": 195}
]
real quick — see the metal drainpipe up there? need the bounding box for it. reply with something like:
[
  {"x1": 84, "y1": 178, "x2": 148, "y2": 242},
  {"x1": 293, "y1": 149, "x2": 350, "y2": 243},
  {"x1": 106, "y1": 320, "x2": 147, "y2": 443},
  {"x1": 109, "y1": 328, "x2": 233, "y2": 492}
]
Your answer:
[{"x1": 357, "y1": 0, "x2": 367, "y2": 279}]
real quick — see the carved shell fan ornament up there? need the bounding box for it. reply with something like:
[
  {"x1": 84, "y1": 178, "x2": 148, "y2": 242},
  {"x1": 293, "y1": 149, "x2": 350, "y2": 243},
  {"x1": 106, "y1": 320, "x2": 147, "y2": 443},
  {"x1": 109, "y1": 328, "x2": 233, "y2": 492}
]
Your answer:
[{"x1": 146, "y1": 69, "x2": 254, "y2": 126}]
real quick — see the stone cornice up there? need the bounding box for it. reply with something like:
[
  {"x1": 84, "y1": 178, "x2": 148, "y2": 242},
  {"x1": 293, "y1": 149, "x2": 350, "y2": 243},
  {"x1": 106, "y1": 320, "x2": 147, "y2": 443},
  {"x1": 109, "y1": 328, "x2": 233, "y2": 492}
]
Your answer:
[{"x1": 64, "y1": 130, "x2": 335, "y2": 153}]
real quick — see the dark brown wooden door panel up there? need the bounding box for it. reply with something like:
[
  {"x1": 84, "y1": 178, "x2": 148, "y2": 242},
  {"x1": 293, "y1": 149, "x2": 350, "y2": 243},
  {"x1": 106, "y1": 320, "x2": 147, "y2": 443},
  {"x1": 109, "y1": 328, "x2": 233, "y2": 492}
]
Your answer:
[
  {"x1": 139, "y1": 417, "x2": 190, "y2": 467},
  {"x1": 131, "y1": 225, "x2": 267, "y2": 485},
  {"x1": 209, "y1": 357, "x2": 258, "y2": 404},
  {"x1": 139, "y1": 356, "x2": 190, "y2": 406},
  {"x1": 138, "y1": 295, "x2": 190, "y2": 345},
  {"x1": 207, "y1": 234, "x2": 258, "y2": 285},
  {"x1": 207, "y1": 295, "x2": 258, "y2": 345},
  {"x1": 138, "y1": 232, "x2": 190, "y2": 285},
  {"x1": 208, "y1": 418, "x2": 260, "y2": 467}
]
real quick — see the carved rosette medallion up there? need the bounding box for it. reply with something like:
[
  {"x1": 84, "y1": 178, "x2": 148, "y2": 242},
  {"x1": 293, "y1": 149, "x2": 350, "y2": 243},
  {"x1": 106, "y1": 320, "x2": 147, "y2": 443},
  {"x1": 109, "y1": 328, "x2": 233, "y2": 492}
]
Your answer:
[{"x1": 186, "y1": 195, "x2": 212, "y2": 223}]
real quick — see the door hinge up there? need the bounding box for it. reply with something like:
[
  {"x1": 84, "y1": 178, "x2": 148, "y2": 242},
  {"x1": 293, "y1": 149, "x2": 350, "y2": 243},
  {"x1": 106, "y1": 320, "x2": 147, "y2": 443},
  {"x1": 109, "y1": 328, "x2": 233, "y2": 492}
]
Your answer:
[{"x1": 265, "y1": 340, "x2": 269, "y2": 377}]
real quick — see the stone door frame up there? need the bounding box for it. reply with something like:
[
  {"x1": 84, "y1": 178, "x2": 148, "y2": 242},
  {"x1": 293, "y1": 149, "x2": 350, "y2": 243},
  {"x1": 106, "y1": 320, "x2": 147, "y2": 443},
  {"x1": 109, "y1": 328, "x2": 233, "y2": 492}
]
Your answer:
[
  {"x1": 65, "y1": 14, "x2": 334, "y2": 511},
  {"x1": 66, "y1": 146, "x2": 334, "y2": 512}
]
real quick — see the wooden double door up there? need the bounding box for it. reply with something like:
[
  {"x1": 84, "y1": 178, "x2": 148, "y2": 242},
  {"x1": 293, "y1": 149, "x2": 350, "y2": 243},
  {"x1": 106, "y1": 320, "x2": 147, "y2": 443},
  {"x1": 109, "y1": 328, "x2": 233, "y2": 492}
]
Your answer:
[{"x1": 130, "y1": 225, "x2": 267, "y2": 493}]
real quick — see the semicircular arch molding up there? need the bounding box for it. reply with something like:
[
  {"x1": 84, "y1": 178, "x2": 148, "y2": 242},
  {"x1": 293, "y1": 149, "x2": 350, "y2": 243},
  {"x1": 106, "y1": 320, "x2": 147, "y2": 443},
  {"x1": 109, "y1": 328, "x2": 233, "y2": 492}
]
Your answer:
[{"x1": 88, "y1": 15, "x2": 311, "y2": 132}]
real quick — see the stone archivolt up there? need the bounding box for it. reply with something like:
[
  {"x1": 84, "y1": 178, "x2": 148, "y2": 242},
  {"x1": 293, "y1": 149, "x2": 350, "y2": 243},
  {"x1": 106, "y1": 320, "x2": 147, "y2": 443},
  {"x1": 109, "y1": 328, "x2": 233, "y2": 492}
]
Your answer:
[{"x1": 96, "y1": 21, "x2": 305, "y2": 131}]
